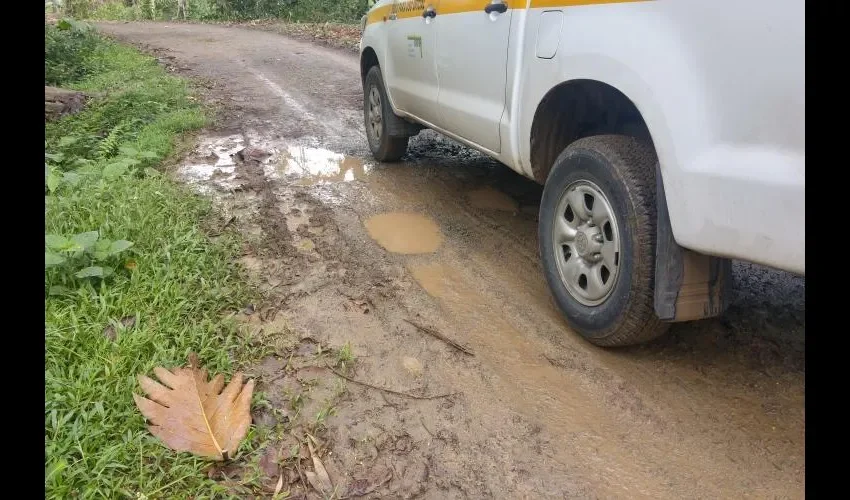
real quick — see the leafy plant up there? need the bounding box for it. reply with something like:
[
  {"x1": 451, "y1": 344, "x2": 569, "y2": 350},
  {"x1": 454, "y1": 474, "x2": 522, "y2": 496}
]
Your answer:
[
  {"x1": 45, "y1": 19, "x2": 102, "y2": 86},
  {"x1": 97, "y1": 121, "x2": 132, "y2": 160},
  {"x1": 45, "y1": 165, "x2": 83, "y2": 194},
  {"x1": 335, "y1": 342, "x2": 354, "y2": 369},
  {"x1": 45, "y1": 230, "x2": 133, "y2": 282}
]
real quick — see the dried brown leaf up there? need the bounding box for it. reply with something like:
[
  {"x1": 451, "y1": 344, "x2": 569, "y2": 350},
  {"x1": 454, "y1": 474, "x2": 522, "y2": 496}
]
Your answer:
[
  {"x1": 306, "y1": 439, "x2": 333, "y2": 494},
  {"x1": 273, "y1": 473, "x2": 285, "y2": 497},
  {"x1": 133, "y1": 353, "x2": 255, "y2": 461}
]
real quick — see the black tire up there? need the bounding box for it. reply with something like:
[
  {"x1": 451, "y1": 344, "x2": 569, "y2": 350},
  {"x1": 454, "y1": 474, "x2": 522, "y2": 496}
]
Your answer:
[
  {"x1": 363, "y1": 65, "x2": 409, "y2": 162},
  {"x1": 538, "y1": 135, "x2": 669, "y2": 346}
]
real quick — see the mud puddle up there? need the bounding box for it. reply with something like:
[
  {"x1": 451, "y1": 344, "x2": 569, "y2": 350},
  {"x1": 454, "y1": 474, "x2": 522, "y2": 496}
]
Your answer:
[{"x1": 364, "y1": 212, "x2": 443, "y2": 254}]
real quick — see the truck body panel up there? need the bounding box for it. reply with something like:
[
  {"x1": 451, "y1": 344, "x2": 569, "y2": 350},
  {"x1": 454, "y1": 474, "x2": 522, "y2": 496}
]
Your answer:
[{"x1": 361, "y1": 0, "x2": 805, "y2": 274}]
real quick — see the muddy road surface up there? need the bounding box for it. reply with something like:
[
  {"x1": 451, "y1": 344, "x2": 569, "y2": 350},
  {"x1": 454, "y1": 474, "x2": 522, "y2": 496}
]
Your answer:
[{"x1": 98, "y1": 22, "x2": 805, "y2": 499}]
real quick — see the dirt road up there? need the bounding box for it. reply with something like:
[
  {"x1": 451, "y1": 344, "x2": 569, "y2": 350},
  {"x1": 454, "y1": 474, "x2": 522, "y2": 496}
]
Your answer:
[{"x1": 97, "y1": 22, "x2": 805, "y2": 499}]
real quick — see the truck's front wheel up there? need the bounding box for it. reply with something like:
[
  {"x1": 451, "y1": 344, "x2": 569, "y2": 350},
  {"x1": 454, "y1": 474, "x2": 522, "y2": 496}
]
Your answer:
[
  {"x1": 363, "y1": 66, "x2": 409, "y2": 162},
  {"x1": 539, "y1": 135, "x2": 669, "y2": 346}
]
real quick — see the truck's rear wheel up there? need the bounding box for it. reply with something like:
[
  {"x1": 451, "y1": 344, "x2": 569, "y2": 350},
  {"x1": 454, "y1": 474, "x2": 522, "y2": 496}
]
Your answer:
[
  {"x1": 364, "y1": 66, "x2": 408, "y2": 162},
  {"x1": 539, "y1": 135, "x2": 669, "y2": 346}
]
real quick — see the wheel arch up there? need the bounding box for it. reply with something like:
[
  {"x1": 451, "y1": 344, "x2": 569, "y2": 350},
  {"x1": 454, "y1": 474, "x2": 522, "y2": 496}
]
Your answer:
[
  {"x1": 360, "y1": 46, "x2": 380, "y2": 85},
  {"x1": 529, "y1": 79, "x2": 732, "y2": 323},
  {"x1": 528, "y1": 79, "x2": 653, "y2": 185}
]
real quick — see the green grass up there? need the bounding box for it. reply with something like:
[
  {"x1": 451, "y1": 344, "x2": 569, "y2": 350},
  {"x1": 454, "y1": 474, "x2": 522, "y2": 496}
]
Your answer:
[{"x1": 45, "y1": 24, "x2": 255, "y2": 498}]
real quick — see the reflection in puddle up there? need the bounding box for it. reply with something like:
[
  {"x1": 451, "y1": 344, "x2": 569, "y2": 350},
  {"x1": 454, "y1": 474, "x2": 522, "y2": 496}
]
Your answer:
[
  {"x1": 467, "y1": 186, "x2": 519, "y2": 212},
  {"x1": 364, "y1": 212, "x2": 443, "y2": 254},
  {"x1": 178, "y1": 164, "x2": 238, "y2": 194},
  {"x1": 178, "y1": 134, "x2": 372, "y2": 194},
  {"x1": 279, "y1": 145, "x2": 371, "y2": 185},
  {"x1": 177, "y1": 134, "x2": 246, "y2": 193}
]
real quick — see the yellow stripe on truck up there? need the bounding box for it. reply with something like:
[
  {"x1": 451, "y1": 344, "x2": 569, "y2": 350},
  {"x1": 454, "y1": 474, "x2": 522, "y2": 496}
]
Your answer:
[
  {"x1": 530, "y1": 0, "x2": 648, "y2": 7},
  {"x1": 366, "y1": 4, "x2": 393, "y2": 25},
  {"x1": 437, "y1": 0, "x2": 526, "y2": 15},
  {"x1": 366, "y1": 0, "x2": 650, "y2": 26}
]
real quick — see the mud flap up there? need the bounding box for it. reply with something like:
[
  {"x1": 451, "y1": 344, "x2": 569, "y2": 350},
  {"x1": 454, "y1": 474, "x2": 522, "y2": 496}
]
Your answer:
[{"x1": 654, "y1": 164, "x2": 732, "y2": 322}]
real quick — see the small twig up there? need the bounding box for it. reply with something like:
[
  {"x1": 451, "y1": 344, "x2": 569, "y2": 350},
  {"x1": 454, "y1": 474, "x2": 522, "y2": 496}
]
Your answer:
[
  {"x1": 542, "y1": 354, "x2": 560, "y2": 366},
  {"x1": 209, "y1": 215, "x2": 236, "y2": 237},
  {"x1": 263, "y1": 371, "x2": 288, "y2": 386},
  {"x1": 294, "y1": 447, "x2": 309, "y2": 494},
  {"x1": 419, "y1": 417, "x2": 435, "y2": 438},
  {"x1": 324, "y1": 364, "x2": 459, "y2": 400},
  {"x1": 340, "y1": 469, "x2": 394, "y2": 499},
  {"x1": 404, "y1": 319, "x2": 475, "y2": 356}
]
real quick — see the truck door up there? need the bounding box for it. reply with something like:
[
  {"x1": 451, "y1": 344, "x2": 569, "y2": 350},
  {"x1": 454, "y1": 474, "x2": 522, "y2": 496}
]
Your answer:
[
  {"x1": 435, "y1": 0, "x2": 513, "y2": 153},
  {"x1": 385, "y1": 0, "x2": 443, "y2": 125}
]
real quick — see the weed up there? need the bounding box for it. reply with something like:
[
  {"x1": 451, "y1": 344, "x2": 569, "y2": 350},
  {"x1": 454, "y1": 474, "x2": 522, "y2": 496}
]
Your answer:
[
  {"x1": 335, "y1": 342, "x2": 354, "y2": 369},
  {"x1": 45, "y1": 19, "x2": 101, "y2": 86},
  {"x1": 45, "y1": 230, "x2": 134, "y2": 288},
  {"x1": 312, "y1": 402, "x2": 337, "y2": 433},
  {"x1": 289, "y1": 391, "x2": 305, "y2": 412}
]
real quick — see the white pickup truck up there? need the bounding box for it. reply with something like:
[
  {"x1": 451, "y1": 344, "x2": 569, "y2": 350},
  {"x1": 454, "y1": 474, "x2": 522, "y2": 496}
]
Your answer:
[{"x1": 358, "y1": 0, "x2": 805, "y2": 346}]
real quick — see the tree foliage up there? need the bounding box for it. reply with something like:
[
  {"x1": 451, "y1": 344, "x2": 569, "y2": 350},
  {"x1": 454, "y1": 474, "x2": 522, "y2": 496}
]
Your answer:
[{"x1": 78, "y1": 0, "x2": 369, "y2": 23}]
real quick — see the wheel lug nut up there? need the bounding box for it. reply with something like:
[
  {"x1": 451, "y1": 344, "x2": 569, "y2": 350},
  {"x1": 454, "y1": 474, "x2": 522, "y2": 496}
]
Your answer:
[
  {"x1": 593, "y1": 234, "x2": 603, "y2": 243},
  {"x1": 593, "y1": 252, "x2": 602, "y2": 261}
]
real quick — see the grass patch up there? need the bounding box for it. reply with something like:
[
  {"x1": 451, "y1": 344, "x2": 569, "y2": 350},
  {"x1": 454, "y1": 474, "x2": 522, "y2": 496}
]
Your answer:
[{"x1": 45, "y1": 22, "x2": 255, "y2": 498}]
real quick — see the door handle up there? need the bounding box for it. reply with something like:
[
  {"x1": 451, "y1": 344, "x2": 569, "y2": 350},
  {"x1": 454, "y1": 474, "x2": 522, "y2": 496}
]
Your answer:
[
  {"x1": 422, "y1": 6, "x2": 437, "y2": 18},
  {"x1": 484, "y1": 1, "x2": 508, "y2": 14}
]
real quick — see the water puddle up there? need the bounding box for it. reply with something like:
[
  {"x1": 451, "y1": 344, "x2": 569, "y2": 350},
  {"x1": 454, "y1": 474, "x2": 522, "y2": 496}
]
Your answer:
[
  {"x1": 178, "y1": 134, "x2": 372, "y2": 194},
  {"x1": 278, "y1": 145, "x2": 371, "y2": 185},
  {"x1": 178, "y1": 134, "x2": 246, "y2": 193},
  {"x1": 364, "y1": 212, "x2": 443, "y2": 254},
  {"x1": 467, "y1": 186, "x2": 519, "y2": 212}
]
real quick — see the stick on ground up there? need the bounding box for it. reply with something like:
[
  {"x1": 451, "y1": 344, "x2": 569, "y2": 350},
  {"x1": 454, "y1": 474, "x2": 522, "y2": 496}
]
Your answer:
[
  {"x1": 324, "y1": 364, "x2": 459, "y2": 400},
  {"x1": 404, "y1": 318, "x2": 475, "y2": 356}
]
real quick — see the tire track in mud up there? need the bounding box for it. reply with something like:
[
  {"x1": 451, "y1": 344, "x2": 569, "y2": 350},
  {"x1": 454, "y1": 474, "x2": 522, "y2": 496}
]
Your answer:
[{"x1": 96, "y1": 21, "x2": 805, "y2": 499}]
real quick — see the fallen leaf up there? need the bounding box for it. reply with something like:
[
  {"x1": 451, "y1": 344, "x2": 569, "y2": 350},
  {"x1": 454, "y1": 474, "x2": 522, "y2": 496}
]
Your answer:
[
  {"x1": 273, "y1": 473, "x2": 284, "y2": 497},
  {"x1": 305, "y1": 439, "x2": 333, "y2": 495},
  {"x1": 133, "y1": 353, "x2": 255, "y2": 461},
  {"x1": 124, "y1": 259, "x2": 137, "y2": 271}
]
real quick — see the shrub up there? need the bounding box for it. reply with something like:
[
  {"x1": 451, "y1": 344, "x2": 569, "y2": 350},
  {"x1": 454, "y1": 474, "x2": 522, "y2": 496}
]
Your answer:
[{"x1": 45, "y1": 19, "x2": 102, "y2": 86}]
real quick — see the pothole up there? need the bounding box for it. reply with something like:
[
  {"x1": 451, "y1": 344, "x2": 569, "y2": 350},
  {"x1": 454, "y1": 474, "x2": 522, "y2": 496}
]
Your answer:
[{"x1": 364, "y1": 212, "x2": 443, "y2": 254}]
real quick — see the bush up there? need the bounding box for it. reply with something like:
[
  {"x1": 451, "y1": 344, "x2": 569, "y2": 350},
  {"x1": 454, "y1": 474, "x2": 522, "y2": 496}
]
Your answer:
[
  {"x1": 45, "y1": 19, "x2": 102, "y2": 86},
  {"x1": 90, "y1": 1, "x2": 143, "y2": 20},
  {"x1": 223, "y1": 0, "x2": 367, "y2": 22}
]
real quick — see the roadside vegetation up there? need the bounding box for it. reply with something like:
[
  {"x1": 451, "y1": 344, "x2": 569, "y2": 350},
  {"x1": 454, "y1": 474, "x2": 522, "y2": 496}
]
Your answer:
[
  {"x1": 48, "y1": 1, "x2": 367, "y2": 52},
  {"x1": 44, "y1": 19, "x2": 255, "y2": 497},
  {"x1": 45, "y1": 20, "x2": 357, "y2": 497},
  {"x1": 56, "y1": 0, "x2": 369, "y2": 24}
]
